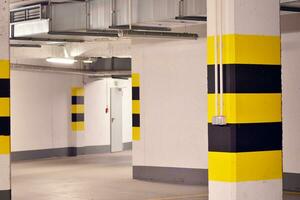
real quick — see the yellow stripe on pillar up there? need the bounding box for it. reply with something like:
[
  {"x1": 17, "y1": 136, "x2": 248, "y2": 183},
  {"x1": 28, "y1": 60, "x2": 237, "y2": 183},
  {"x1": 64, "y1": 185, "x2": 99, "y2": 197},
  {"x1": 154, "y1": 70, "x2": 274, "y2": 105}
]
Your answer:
[
  {"x1": 208, "y1": 150, "x2": 282, "y2": 182},
  {"x1": 72, "y1": 88, "x2": 84, "y2": 96},
  {"x1": 132, "y1": 127, "x2": 140, "y2": 141},
  {"x1": 208, "y1": 93, "x2": 282, "y2": 124},
  {"x1": 207, "y1": 34, "x2": 281, "y2": 65},
  {"x1": 0, "y1": 60, "x2": 10, "y2": 79},
  {"x1": 0, "y1": 98, "x2": 10, "y2": 117},
  {"x1": 72, "y1": 122, "x2": 85, "y2": 132},
  {"x1": 132, "y1": 73, "x2": 140, "y2": 87},
  {"x1": 132, "y1": 100, "x2": 140, "y2": 114},
  {"x1": 0, "y1": 136, "x2": 10, "y2": 155},
  {"x1": 71, "y1": 105, "x2": 84, "y2": 114}
]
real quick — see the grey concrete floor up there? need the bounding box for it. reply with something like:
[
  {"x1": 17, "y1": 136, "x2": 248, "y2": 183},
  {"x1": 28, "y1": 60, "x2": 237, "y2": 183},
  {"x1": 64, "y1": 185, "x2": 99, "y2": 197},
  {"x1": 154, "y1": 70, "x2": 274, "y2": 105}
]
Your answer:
[{"x1": 11, "y1": 151, "x2": 300, "y2": 200}]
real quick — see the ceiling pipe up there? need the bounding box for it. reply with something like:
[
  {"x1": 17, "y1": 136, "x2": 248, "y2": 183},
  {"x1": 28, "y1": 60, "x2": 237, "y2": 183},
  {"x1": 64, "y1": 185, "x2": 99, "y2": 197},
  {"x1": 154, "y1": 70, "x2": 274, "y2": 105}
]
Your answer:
[
  {"x1": 10, "y1": 44, "x2": 42, "y2": 48},
  {"x1": 108, "y1": 25, "x2": 172, "y2": 32},
  {"x1": 11, "y1": 63, "x2": 131, "y2": 77},
  {"x1": 123, "y1": 29, "x2": 198, "y2": 40},
  {"x1": 48, "y1": 30, "x2": 198, "y2": 39},
  {"x1": 48, "y1": 30, "x2": 120, "y2": 37},
  {"x1": 10, "y1": 37, "x2": 84, "y2": 43}
]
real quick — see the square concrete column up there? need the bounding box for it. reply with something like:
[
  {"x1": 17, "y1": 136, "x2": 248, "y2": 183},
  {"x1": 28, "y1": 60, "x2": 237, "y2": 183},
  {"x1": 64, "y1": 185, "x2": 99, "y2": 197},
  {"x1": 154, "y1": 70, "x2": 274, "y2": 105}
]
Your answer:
[
  {"x1": 0, "y1": 0, "x2": 11, "y2": 199},
  {"x1": 207, "y1": 0, "x2": 282, "y2": 200},
  {"x1": 70, "y1": 87, "x2": 85, "y2": 156}
]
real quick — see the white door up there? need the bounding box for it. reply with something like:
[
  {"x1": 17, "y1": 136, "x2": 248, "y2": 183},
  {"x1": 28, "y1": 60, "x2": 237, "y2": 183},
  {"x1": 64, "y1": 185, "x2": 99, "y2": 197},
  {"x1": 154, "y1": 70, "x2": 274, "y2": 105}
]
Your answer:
[{"x1": 110, "y1": 88, "x2": 123, "y2": 152}]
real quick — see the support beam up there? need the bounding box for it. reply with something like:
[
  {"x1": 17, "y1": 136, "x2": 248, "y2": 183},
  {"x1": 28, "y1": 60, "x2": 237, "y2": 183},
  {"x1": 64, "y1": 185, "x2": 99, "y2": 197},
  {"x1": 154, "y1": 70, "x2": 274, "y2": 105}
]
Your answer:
[
  {"x1": 0, "y1": 0, "x2": 11, "y2": 199},
  {"x1": 207, "y1": 0, "x2": 282, "y2": 200}
]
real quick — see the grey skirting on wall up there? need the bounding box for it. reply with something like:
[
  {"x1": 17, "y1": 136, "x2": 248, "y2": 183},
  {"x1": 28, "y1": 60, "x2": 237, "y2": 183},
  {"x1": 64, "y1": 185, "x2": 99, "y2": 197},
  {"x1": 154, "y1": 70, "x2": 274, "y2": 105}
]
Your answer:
[
  {"x1": 133, "y1": 166, "x2": 300, "y2": 191},
  {"x1": 11, "y1": 142, "x2": 132, "y2": 161},
  {"x1": 283, "y1": 173, "x2": 300, "y2": 192},
  {"x1": 0, "y1": 190, "x2": 11, "y2": 200},
  {"x1": 133, "y1": 166, "x2": 208, "y2": 185}
]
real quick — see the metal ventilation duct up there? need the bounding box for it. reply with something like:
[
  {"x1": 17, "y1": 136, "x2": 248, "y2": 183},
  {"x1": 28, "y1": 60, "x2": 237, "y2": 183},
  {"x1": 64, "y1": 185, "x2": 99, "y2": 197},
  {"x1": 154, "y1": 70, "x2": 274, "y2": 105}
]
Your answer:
[{"x1": 86, "y1": 57, "x2": 131, "y2": 71}]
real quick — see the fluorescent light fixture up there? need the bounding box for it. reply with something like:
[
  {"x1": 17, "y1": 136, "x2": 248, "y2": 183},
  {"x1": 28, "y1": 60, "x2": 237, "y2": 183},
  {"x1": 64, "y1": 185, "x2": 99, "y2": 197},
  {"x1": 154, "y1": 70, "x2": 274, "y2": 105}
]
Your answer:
[
  {"x1": 83, "y1": 60, "x2": 93, "y2": 64},
  {"x1": 115, "y1": 55, "x2": 132, "y2": 58},
  {"x1": 46, "y1": 57, "x2": 76, "y2": 65}
]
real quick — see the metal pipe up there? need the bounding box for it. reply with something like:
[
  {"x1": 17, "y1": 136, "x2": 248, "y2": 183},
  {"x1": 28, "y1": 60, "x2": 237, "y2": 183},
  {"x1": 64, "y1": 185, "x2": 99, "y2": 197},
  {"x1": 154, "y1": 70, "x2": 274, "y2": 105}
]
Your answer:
[
  {"x1": 123, "y1": 29, "x2": 198, "y2": 39},
  {"x1": 10, "y1": 37, "x2": 84, "y2": 43},
  {"x1": 48, "y1": 30, "x2": 120, "y2": 37},
  {"x1": 111, "y1": 0, "x2": 117, "y2": 26},
  {"x1": 214, "y1": 0, "x2": 219, "y2": 117},
  {"x1": 48, "y1": 0, "x2": 52, "y2": 31},
  {"x1": 48, "y1": 30, "x2": 198, "y2": 40},
  {"x1": 179, "y1": 0, "x2": 185, "y2": 17},
  {"x1": 128, "y1": 0, "x2": 132, "y2": 29},
  {"x1": 11, "y1": 63, "x2": 131, "y2": 77},
  {"x1": 10, "y1": 44, "x2": 42, "y2": 48},
  {"x1": 219, "y1": 0, "x2": 224, "y2": 117},
  {"x1": 85, "y1": 0, "x2": 90, "y2": 30}
]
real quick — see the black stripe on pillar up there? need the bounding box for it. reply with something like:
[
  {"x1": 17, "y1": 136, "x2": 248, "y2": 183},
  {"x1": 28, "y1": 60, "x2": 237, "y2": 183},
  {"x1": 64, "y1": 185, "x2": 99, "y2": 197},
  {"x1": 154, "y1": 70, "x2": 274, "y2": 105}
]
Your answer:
[
  {"x1": 0, "y1": 117, "x2": 10, "y2": 136},
  {"x1": 132, "y1": 87, "x2": 140, "y2": 100},
  {"x1": 208, "y1": 64, "x2": 282, "y2": 93},
  {"x1": 208, "y1": 122, "x2": 282, "y2": 152},
  {"x1": 132, "y1": 114, "x2": 140, "y2": 127},
  {"x1": 72, "y1": 113, "x2": 84, "y2": 122},
  {"x1": 72, "y1": 96, "x2": 84, "y2": 105},
  {"x1": 0, "y1": 79, "x2": 10, "y2": 98}
]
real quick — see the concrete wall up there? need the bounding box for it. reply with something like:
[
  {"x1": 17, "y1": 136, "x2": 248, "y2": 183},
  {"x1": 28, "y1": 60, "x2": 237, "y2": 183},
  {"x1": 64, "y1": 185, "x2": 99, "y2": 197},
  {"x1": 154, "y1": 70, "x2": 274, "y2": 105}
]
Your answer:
[
  {"x1": 11, "y1": 71, "x2": 132, "y2": 156},
  {"x1": 282, "y1": 32, "x2": 300, "y2": 175},
  {"x1": 11, "y1": 71, "x2": 82, "y2": 151},
  {"x1": 132, "y1": 38, "x2": 208, "y2": 172}
]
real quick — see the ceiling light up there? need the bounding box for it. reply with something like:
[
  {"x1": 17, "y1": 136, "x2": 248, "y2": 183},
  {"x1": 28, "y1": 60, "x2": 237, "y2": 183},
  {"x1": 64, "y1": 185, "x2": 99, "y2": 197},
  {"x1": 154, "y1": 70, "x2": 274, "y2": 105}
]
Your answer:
[
  {"x1": 83, "y1": 60, "x2": 93, "y2": 64},
  {"x1": 46, "y1": 57, "x2": 76, "y2": 65}
]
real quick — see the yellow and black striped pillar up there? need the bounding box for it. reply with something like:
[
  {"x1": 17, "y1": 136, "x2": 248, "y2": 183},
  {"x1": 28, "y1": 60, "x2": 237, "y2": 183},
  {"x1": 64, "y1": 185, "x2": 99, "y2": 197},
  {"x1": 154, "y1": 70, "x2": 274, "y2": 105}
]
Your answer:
[
  {"x1": 132, "y1": 73, "x2": 140, "y2": 141},
  {"x1": 71, "y1": 87, "x2": 85, "y2": 132},
  {"x1": 207, "y1": 0, "x2": 282, "y2": 200},
  {"x1": 0, "y1": 0, "x2": 11, "y2": 199}
]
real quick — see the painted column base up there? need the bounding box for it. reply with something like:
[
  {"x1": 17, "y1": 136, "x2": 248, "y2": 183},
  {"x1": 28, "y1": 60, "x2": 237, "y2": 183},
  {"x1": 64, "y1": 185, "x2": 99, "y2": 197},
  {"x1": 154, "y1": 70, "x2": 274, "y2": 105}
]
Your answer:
[
  {"x1": 209, "y1": 180, "x2": 282, "y2": 200},
  {"x1": 12, "y1": 142, "x2": 132, "y2": 161},
  {"x1": 133, "y1": 166, "x2": 300, "y2": 192},
  {"x1": 133, "y1": 166, "x2": 208, "y2": 185},
  {"x1": 0, "y1": 190, "x2": 11, "y2": 200}
]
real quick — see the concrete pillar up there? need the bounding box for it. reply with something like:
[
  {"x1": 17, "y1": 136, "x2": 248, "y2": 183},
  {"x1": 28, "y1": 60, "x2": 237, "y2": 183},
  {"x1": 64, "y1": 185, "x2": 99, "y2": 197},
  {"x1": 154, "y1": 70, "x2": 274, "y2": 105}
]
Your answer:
[
  {"x1": 70, "y1": 87, "x2": 85, "y2": 155},
  {"x1": 0, "y1": 0, "x2": 11, "y2": 199},
  {"x1": 207, "y1": 0, "x2": 282, "y2": 200}
]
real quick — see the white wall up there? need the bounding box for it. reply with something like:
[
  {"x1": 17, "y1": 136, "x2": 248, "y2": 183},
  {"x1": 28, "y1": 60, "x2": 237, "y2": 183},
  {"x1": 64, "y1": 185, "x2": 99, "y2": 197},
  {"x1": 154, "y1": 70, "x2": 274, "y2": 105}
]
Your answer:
[
  {"x1": 11, "y1": 70, "x2": 83, "y2": 151},
  {"x1": 11, "y1": 71, "x2": 132, "y2": 152},
  {"x1": 84, "y1": 78, "x2": 132, "y2": 147},
  {"x1": 132, "y1": 38, "x2": 208, "y2": 169},
  {"x1": 282, "y1": 32, "x2": 300, "y2": 174},
  {"x1": 131, "y1": 33, "x2": 300, "y2": 175}
]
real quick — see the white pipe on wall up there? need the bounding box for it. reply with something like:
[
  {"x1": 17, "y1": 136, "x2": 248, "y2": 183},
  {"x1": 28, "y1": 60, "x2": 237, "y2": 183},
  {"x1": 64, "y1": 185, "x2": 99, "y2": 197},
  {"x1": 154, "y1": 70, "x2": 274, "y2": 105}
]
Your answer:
[
  {"x1": 212, "y1": 0, "x2": 226, "y2": 125},
  {"x1": 214, "y1": 0, "x2": 219, "y2": 117},
  {"x1": 128, "y1": 0, "x2": 132, "y2": 29},
  {"x1": 219, "y1": 0, "x2": 224, "y2": 116}
]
